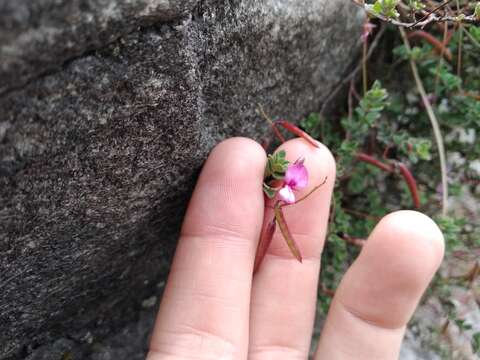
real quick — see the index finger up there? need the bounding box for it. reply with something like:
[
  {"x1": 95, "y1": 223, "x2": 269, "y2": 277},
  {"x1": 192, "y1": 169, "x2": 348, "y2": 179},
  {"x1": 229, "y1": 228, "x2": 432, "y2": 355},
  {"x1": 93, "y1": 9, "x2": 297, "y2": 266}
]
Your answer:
[{"x1": 147, "y1": 137, "x2": 266, "y2": 359}]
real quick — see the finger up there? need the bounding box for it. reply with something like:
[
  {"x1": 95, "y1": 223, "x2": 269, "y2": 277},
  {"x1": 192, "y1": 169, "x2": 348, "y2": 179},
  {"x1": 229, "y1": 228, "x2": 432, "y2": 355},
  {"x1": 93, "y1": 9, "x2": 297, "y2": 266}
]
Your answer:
[
  {"x1": 315, "y1": 210, "x2": 445, "y2": 359},
  {"x1": 148, "y1": 137, "x2": 266, "y2": 360},
  {"x1": 249, "y1": 138, "x2": 336, "y2": 359}
]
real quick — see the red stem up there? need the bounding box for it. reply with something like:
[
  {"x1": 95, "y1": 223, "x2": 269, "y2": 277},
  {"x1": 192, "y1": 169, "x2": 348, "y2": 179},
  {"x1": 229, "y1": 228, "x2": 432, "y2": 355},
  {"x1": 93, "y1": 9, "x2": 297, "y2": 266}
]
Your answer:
[
  {"x1": 397, "y1": 162, "x2": 421, "y2": 208},
  {"x1": 274, "y1": 120, "x2": 320, "y2": 148},
  {"x1": 253, "y1": 217, "x2": 276, "y2": 274},
  {"x1": 270, "y1": 123, "x2": 286, "y2": 144},
  {"x1": 320, "y1": 283, "x2": 335, "y2": 298},
  {"x1": 408, "y1": 30, "x2": 453, "y2": 61},
  {"x1": 342, "y1": 234, "x2": 366, "y2": 247},
  {"x1": 356, "y1": 153, "x2": 393, "y2": 173},
  {"x1": 357, "y1": 153, "x2": 420, "y2": 209},
  {"x1": 274, "y1": 202, "x2": 303, "y2": 263}
]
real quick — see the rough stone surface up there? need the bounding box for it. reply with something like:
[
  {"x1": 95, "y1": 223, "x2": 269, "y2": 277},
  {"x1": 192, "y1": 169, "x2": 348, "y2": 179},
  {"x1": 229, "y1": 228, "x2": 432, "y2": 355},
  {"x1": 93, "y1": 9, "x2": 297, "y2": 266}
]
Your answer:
[
  {"x1": 0, "y1": 0, "x2": 198, "y2": 94},
  {"x1": 0, "y1": 0, "x2": 363, "y2": 358}
]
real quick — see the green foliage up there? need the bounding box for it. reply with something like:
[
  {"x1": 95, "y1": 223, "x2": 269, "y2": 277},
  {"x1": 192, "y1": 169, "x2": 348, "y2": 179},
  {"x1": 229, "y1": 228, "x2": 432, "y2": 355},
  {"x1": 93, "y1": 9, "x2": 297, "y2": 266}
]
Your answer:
[
  {"x1": 264, "y1": 150, "x2": 289, "y2": 180},
  {"x1": 473, "y1": 332, "x2": 480, "y2": 354},
  {"x1": 263, "y1": 183, "x2": 277, "y2": 199},
  {"x1": 296, "y1": 22, "x2": 480, "y2": 321},
  {"x1": 342, "y1": 81, "x2": 388, "y2": 141},
  {"x1": 369, "y1": 0, "x2": 400, "y2": 19},
  {"x1": 407, "y1": 0, "x2": 425, "y2": 11},
  {"x1": 436, "y1": 216, "x2": 466, "y2": 251},
  {"x1": 263, "y1": 150, "x2": 290, "y2": 198},
  {"x1": 300, "y1": 113, "x2": 323, "y2": 140}
]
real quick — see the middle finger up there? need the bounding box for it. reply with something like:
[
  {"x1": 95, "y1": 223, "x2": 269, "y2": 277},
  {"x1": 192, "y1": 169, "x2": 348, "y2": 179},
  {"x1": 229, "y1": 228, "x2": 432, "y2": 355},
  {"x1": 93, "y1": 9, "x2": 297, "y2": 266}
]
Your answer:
[{"x1": 248, "y1": 138, "x2": 336, "y2": 359}]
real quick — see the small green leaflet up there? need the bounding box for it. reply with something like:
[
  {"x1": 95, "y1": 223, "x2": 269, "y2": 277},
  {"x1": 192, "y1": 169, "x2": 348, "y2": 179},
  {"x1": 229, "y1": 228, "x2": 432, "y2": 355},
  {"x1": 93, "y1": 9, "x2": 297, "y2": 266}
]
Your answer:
[
  {"x1": 263, "y1": 183, "x2": 277, "y2": 198},
  {"x1": 264, "y1": 150, "x2": 289, "y2": 180},
  {"x1": 371, "y1": 0, "x2": 400, "y2": 19}
]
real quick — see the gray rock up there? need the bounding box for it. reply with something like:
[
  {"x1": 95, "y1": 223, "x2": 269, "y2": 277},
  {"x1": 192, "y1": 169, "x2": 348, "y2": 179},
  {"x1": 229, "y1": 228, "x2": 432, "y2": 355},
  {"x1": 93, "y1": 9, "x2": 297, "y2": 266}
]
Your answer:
[
  {"x1": 0, "y1": 0, "x2": 363, "y2": 358},
  {"x1": 0, "y1": 0, "x2": 198, "y2": 94}
]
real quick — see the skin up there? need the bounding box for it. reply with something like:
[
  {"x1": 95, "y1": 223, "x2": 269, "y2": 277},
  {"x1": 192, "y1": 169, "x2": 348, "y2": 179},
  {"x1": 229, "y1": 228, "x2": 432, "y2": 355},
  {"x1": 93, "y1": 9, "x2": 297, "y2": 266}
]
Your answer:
[{"x1": 147, "y1": 137, "x2": 445, "y2": 360}]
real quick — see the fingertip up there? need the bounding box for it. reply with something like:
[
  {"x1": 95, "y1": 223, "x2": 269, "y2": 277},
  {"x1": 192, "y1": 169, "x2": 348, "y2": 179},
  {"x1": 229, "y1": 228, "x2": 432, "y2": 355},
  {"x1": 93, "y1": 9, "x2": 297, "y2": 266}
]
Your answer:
[
  {"x1": 208, "y1": 137, "x2": 267, "y2": 175},
  {"x1": 213, "y1": 136, "x2": 267, "y2": 158},
  {"x1": 183, "y1": 136, "x2": 267, "y2": 242},
  {"x1": 276, "y1": 138, "x2": 336, "y2": 182},
  {"x1": 370, "y1": 210, "x2": 445, "y2": 273},
  {"x1": 199, "y1": 137, "x2": 267, "y2": 203},
  {"x1": 337, "y1": 210, "x2": 445, "y2": 329}
]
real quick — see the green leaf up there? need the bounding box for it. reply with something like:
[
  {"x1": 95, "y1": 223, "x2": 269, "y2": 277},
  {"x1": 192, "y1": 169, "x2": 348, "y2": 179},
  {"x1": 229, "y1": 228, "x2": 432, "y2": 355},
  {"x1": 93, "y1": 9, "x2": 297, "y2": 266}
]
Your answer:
[
  {"x1": 265, "y1": 150, "x2": 290, "y2": 179},
  {"x1": 407, "y1": 0, "x2": 424, "y2": 11},
  {"x1": 263, "y1": 183, "x2": 277, "y2": 198},
  {"x1": 436, "y1": 216, "x2": 465, "y2": 251},
  {"x1": 300, "y1": 113, "x2": 323, "y2": 139},
  {"x1": 470, "y1": 26, "x2": 480, "y2": 42},
  {"x1": 372, "y1": 2, "x2": 383, "y2": 15},
  {"x1": 371, "y1": 0, "x2": 400, "y2": 18},
  {"x1": 473, "y1": 332, "x2": 480, "y2": 354}
]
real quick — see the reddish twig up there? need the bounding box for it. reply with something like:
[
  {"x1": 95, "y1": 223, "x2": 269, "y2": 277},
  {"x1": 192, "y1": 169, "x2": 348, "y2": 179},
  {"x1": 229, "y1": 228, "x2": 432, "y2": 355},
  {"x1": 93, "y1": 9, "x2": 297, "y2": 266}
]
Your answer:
[
  {"x1": 320, "y1": 283, "x2": 336, "y2": 298},
  {"x1": 274, "y1": 120, "x2": 320, "y2": 148},
  {"x1": 460, "y1": 91, "x2": 480, "y2": 100},
  {"x1": 258, "y1": 104, "x2": 287, "y2": 143},
  {"x1": 397, "y1": 162, "x2": 421, "y2": 208},
  {"x1": 258, "y1": 106, "x2": 320, "y2": 147},
  {"x1": 357, "y1": 152, "x2": 421, "y2": 208},
  {"x1": 253, "y1": 218, "x2": 276, "y2": 273},
  {"x1": 408, "y1": 30, "x2": 453, "y2": 61},
  {"x1": 434, "y1": 22, "x2": 451, "y2": 92},
  {"x1": 274, "y1": 202, "x2": 303, "y2": 263},
  {"x1": 341, "y1": 234, "x2": 366, "y2": 247},
  {"x1": 357, "y1": 152, "x2": 393, "y2": 173},
  {"x1": 270, "y1": 123, "x2": 287, "y2": 144}
]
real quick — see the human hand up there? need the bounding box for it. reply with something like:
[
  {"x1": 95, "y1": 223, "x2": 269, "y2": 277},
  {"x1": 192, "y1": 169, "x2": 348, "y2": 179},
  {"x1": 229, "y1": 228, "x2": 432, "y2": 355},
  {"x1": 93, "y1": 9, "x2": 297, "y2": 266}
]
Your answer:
[{"x1": 147, "y1": 137, "x2": 444, "y2": 359}]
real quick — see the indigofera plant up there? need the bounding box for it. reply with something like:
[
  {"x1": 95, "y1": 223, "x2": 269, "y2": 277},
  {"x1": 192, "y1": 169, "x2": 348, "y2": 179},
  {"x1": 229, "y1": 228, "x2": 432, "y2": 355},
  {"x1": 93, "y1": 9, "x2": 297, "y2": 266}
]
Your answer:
[{"x1": 254, "y1": 130, "x2": 327, "y2": 273}]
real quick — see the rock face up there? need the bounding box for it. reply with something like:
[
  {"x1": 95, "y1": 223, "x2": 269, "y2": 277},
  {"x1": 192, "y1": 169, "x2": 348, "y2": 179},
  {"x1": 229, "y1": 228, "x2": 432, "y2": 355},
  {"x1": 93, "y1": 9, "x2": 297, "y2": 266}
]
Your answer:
[{"x1": 0, "y1": 0, "x2": 362, "y2": 358}]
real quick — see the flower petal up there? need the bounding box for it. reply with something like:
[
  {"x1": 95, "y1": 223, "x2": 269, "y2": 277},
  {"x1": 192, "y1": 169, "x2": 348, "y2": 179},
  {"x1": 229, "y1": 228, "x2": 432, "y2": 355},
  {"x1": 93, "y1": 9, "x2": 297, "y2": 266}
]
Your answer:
[
  {"x1": 284, "y1": 160, "x2": 309, "y2": 190},
  {"x1": 278, "y1": 185, "x2": 295, "y2": 204}
]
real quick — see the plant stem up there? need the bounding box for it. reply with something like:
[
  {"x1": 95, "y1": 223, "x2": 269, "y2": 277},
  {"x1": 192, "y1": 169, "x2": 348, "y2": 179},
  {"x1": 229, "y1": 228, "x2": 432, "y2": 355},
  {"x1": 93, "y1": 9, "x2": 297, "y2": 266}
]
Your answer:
[
  {"x1": 281, "y1": 177, "x2": 328, "y2": 208},
  {"x1": 320, "y1": 25, "x2": 387, "y2": 117},
  {"x1": 455, "y1": 0, "x2": 463, "y2": 79},
  {"x1": 356, "y1": 152, "x2": 393, "y2": 172},
  {"x1": 463, "y1": 27, "x2": 480, "y2": 49},
  {"x1": 399, "y1": 27, "x2": 448, "y2": 215},
  {"x1": 363, "y1": 40, "x2": 368, "y2": 95},
  {"x1": 434, "y1": 24, "x2": 450, "y2": 93},
  {"x1": 457, "y1": 24, "x2": 464, "y2": 78}
]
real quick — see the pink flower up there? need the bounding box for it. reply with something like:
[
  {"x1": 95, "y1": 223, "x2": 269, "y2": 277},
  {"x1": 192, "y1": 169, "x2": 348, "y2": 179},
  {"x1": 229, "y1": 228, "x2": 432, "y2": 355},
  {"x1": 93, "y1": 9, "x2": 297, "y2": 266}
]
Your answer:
[{"x1": 278, "y1": 158, "x2": 309, "y2": 204}]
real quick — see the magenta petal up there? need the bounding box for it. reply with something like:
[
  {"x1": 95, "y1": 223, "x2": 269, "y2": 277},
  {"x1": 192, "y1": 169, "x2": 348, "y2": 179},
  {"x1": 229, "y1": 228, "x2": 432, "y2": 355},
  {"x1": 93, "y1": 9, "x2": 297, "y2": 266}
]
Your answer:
[
  {"x1": 278, "y1": 185, "x2": 295, "y2": 204},
  {"x1": 284, "y1": 161, "x2": 308, "y2": 190}
]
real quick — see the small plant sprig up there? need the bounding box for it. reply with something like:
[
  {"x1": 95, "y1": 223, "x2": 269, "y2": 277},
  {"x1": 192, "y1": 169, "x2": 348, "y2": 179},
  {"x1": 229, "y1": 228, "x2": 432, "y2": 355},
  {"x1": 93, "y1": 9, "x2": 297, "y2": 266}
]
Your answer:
[
  {"x1": 253, "y1": 110, "x2": 327, "y2": 273},
  {"x1": 353, "y1": 0, "x2": 480, "y2": 28}
]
